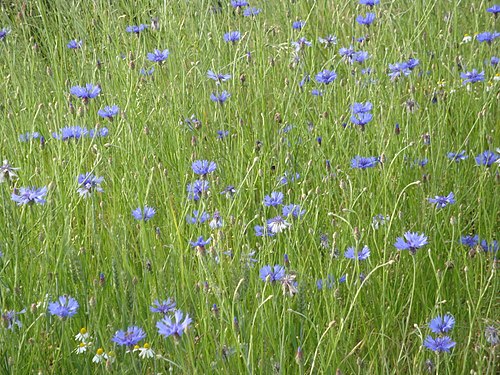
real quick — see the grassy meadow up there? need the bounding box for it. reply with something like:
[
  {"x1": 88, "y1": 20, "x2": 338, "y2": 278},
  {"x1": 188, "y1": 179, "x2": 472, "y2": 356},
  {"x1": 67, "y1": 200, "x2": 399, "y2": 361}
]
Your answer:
[{"x1": 0, "y1": 0, "x2": 499, "y2": 373}]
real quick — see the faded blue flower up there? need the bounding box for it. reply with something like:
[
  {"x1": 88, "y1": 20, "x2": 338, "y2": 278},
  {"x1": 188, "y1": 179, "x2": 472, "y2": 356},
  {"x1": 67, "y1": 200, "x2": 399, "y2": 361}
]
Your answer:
[
  {"x1": 150, "y1": 299, "x2": 176, "y2": 315},
  {"x1": 224, "y1": 31, "x2": 241, "y2": 43},
  {"x1": 315, "y1": 69, "x2": 337, "y2": 84},
  {"x1": 67, "y1": 40, "x2": 82, "y2": 49},
  {"x1": 70, "y1": 84, "x2": 101, "y2": 101},
  {"x1": 11, "y1": 186, "x2": 47, "y2": 205},
  {"x1": 77, "y1": 173, "x2": 104, "y2": 197},
  {"x1": 475, "y1": 150, "x2": 498, "y2": 166},
  {"x1": 157, "y1": 310, "x2": 192, "y2": 339}
]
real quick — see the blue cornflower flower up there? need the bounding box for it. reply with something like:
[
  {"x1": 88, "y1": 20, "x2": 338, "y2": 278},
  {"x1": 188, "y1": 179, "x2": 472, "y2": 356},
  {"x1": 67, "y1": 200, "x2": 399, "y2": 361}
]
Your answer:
[
  {"x1": 150, "y1": 299, "x2": 176, "y2": 314},
  {"x1": 139, "y1": 67, "x2": 155, "y2": 76},
  {"x1": 209, "y1": 210, "x2": 224, "y2": 229},
  {"x1": 243, "y1": 7, "x2": 262, "y2": 16},
  {"x1": 282, "y1": 204, "x2": 305, "y2": 218},
  {"x1": 0, "y1": 28, "x2": 11, "y2": 41},
  {"x1": 485, "y1": 326, "x2": 499, "y2": 345},
  {"x1": 475, "y1": 150, "x2": 498, "y2": 166},
  {"x1": 263, "y1": 192, "x2": 284, "y2": 207},
  {"x1": 292, "y1": 20, "x2": 305, "y2": 30},
  {"x1": 428, "y1": 192, "x2": 455, "y2": 208},
  {"x1": 351, "y1": 156, "x2": 379, "y2": 169},
  {"x1": 352, "y1": 51, "x2": 370, "y2": 63},
  {"x1": 388, "y1": 62, "x2": 411, "y2": 80},
  {"x1": 77, "y1": 173, "x2": 104, "y2": 197},
  {"x1": 429, "y1": 315, "x2": 455, "y2": 334},
  {"x1": 360, "y1": 0, "x2": 380, "y2": 6},
  {"x1": 112, "y1": 326, "x2": 146, "y2": 347},
  {"x1": 70, "y1": 84, "x2": 101, "y2": 101},
  {"x1": 97, "y1": 105, "x2": 120, "y2": 120},
  {"x1": 187, "y1": 180, "x2": 209, "y2": 200},
  {"x1": 254, "y1": 225, "x2": 275, "y2": 237},
  {"x1": 67, "y1": 39, "x2": 82, "y2": 49},
  {"x1": 315, "y1": 69, "x2": 337, "y2": 84},
  {"x1": 460, "y1": 235, "x2": 479, "y2": 248},
  {"x1": 447, "y1": 151, "x2": 468, "y2": 162},
  {"x1": 186, "y1": 210, "x2": 210, "y2": 224},
  {"x1": 394, "y1": 231, "x2": 428, "y2": 254},
  {"x1": 406, "y1": 58, "x2": 420, "y2": 70},
  {"x1": 207, "y1": 70, "x2": 231, "y2": 83},
  {"x1": 318, "y1": 35, "x2": 337, "y2": 47},
  {"x1": 279, "y1": 172, "x2": 300, "y2": 185},
  {"x1": 260, "y1": 265, "x2": 286, "y2": 282},
  {"x1": 126, "y1": 24, "x2": 149, "y2": 34},
  {"x1": 147, "y1": 49, "x2": 169, "y2": 63},
  {"x1": 487, "y1": 5, "x2": 500, "y2": 16},
  {"x1": 1, "y1": 160, "x2": 19, "y2": 183},
  {"x1": 291, "y1": 37, "x2": 312, "y2": 51},
  {"x1": 299, "y1": 73, "x2": 310, "y2": 89},
  {"x1": 352, "y1": 102, "x2": 373, "y2": 114},
  {"x1": 210, "y1": 91, "x2": 231, "y2": 105},
  {"x1": 132, "y1": 206, "x2": 156, "y2": 221},
  {"x1": 217, "y1": 130, "x2": 229, "y2": 139},
  {"x1": 11, "y1": 186, "x2": 47, "y2": 205},
  {"x1": 344, "y1": 245, "x2": 370, "y2": 260},
  {"x1": 350, "y1": 112, "x2": 373, "y2": 127},
  {"x1": 460, "y1": 69, "x2": 485, "y2": 84},
  {"x1": 339, "y1": 45, "x2": 356, "y2": 60},
  {"x1": 311, "y1": 89, "x2": 323, "y2": 96},
  {"x1": 476, "y1": 32, "x2": 500, "y2": 44},
  {"x1": 372, "y1": 214, "x2": 389, "y2": 229},
  {"x1": 52, "y1": 126, "x2": 108, "y2": 140},
  {"x1": 490, "y1": 56, "x2": 500, "y2": 66},
  {"x1": 480, "y1": 239, "x2": 499, "y2": 252},
  {"x1": 356, "y1": 13, "x2": 376, "y2": 26},
  {"x1": 230, "y1": 0, "x2": 248, "y2": 8},
  {"x1": 156, "y1": 310, "x2": 192, "y2": 339},
  {"x1": 192, "y1": 160, "x2": 217, "y2": 176},
  {"x1": 48, "y1": 296, "x2": 79, "y2": 318},
  {"x1": 1, "y1": 309, "x2": 25, "y2": 330},
  {"x1": 267, "y1": 216, "x2": 291, "y2": 234},
  {"x1": 423, "y1": 336, "x2": 456, "y2": 353},
  {"x1": 224, "y1": 31, "x2": 241, "y2": 43},
  {"x1": 316, "y1": 275, "x2": 335, "y2": 290},
  {"x1": 190, "y1": 236, "x2": 211, "y2": 250},
  {"x1": 19, "y1": 132, "x2": 41, "y2": 142}
]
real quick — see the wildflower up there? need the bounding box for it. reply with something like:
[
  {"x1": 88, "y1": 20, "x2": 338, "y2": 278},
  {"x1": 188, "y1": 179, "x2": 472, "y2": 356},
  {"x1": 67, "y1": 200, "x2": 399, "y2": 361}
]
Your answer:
[
  {"x1": 209, "y1": 210, "x2": 224, "y2": 229},
  {"x1": 230, "y1": 0, "x2": 248, "y2": 8},
  {"x1": 292, "y1": 36, "x2": 312, "y2": 51},
  {"x1": 267, "y1": 216, "x2": 291, "y2": 233},
  {"x1": 48, "y1": 295, "x2": 79, "y2": 318},
  {"x1": 480, "y1": 239, "x2": 498, "y2": 252},
  {"x1": 318, "y1": 35, "x2": 337, "y2": 47},
  {"x1": 447, "y1": 151, "x2": 468, "y2": 162},
  {"x1": 186, "y1": 210, "x2": 210, "y2": 224},
  {"x1": 75, "y1": 327, "x2": 90, "y2": 342},
  {"x1": 137, "y1": 343, "x2": 155, "y2": 358},
  {"x1": 150, "y1": 299, "x2": 176, "y2": 315},
  {"x1": 112, "y1": 326, "x2": 146, "y2": 347},
  {"x1": 147, "y1": 49, "x2": 169, "y2": 63},
  {"x1": 139, "y1": 67, "x2": 155, "y2": 76},
  {"x1": 0, "y1": 27, "x2": 11, "y2": 41},
  {"x1": 77, "y1": 173, "x2": 104, "y2": 197},
  {"x1": 281, "y1": 273, "x2": 299, "y2": 296},
  {"x1": 67, "y1": 40, "x2": 82, "y2": 49},
  {"x1": 75, "y1": 341, "x2": 92, "y2": 354},
  {"x1": 92, "y1": 348, "x2": 108, "y2": 363},
  {"x1": 0, "y1": 160, "x2": 19, "y2": 183},
  {"x1": 259, "y1": 265, "x2": 286, "y2": 282},
  {"x1": 224, "y1": 31, "x2": 241, "y2": 43},
  {"x1": 70, "y1": 84, "x2": 101, "y2": 101},
  {"x1": 460, "y1": 69, "x2": 485, "y2": 84},
  {"x1": 52, "y1": 126, "x2": 108, "y2": 140},
  {"x1": 475, "y1": 150, "x2": 499, "y2": 166},
  {"x1": 156, "y1": 310, "x2": 193, "y2": 339},
  {"x1": 350, "y1": 156, "x2": 379, "y2": 169},
  {"x1": 352, "y1": 51, "x2": 370, "y2": 63},
  {"x1": 490, "y1": 56, "x2": 500, "y2": 66},
  {"x1": 190, "y1": 236, "x2": 211, "y2": 253},
  {"x1": 428, "y1": 192, "x2": 455, "y2": 208},
  {"x1": 254, "y1": 225, "x2": 275, "y2": 237},
  {"x1": 315, "y1": 69, "x2": 337, "y2": 84},
  {"x1": 207, "y1": 70, "x2": 231, "y2": 83},
  {"x1": 462, "y1": 34, "x2": 473, "y2": 43},
  {"x1": 243, "y1": 7, "x2": 262, "y2": 16},
  {"x1": 311, "y1": 89, "x2": 323, "y2": 96},
  {"x1": 216, "y1": 130, "x2": 229, "y2": 139},
  {"x1": 282, "y1": 204, "x2": 305, "y2": 218},
  {"x1": 394, "y1": 232, "x2": 428, "y2": 254},
  {"x1": 11, "y1": 186, "x2": 47, "y2": 205},
  {"x1": 210, "y1": 91, "x2": 231, "y2": 105},
  {"x1": 356, "y1": 13, "x2": 376, "y2": 26},
  {"x1": 372, "y1": 214, "x2": 388, "y2": 229},
  {"x1": 192, "y1": 160, "x2": 217, "y2": 176},
  {"x1": 487, "y1": 5, "x2": 500, "y2": 17},
  {"x1": 388, "y1": 62, "x2": 411, "y2": 80},
  {"x1": 187, "y1": 180, "x2": 209, "y2": 200},
  {"x1": 126, "y1": 24, "x2": 148, "y2": 34},
  {"x1": 132, "y1": 206, "x2": 156, "y2": 221},
  {"x1": 316, "y1": 275, "x2": 335, "y2": 290},
  {"x1": 423, "y1": 336, "x2": 456, "y2": 353},
  {"x1": 350, "y1": 112, "x2": 373, "y2": 127},
  {"x1": 484, "y1": 325, "x2": 499, "y2": 345},
  {"x1": 2, "y1": 309, "x2": 25, "y2": 330},
  {"x1": 279, "y1": 172, "x2": 300, "y2": 185},
  {"x1": 97, "y1": 105, "x2": 120, "y2": 120},
  {"x1": 263, "y1": 192, "x2": 284, "y2": 207},
  {"x1": 19, "y1": 132, "x2": 42, "y2": 142},
  {"x1": 339, "y1": 45, "x2": 356, "y2": 61},
  {"x1": 476, "y1": 32, "x2": 500, "y2": 44},
  {"x1": 220, "y1": 185, "x2": 236, "y2": 197},
  {"x1": 352, "y1": 101, "x2": 373, "y2": 113},
  {"x1": 292, "y1": 20, "x2": 305, "y2": 30},
  {"x1": 460, "y1": 235, "x2": 479, "y2": 247},
  {"x1": 344, "y1": 246, "x2": 370, "y2": 260},
  {"x1": 429, "y1": 315, "x2": 455, "y2": 334},
  {"x1": 360, "y1": 0, "x2": 380, "y2": 5}
]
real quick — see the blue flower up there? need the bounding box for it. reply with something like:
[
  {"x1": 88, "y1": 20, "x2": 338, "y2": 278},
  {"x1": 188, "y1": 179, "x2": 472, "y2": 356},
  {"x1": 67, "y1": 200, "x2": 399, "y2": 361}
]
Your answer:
[
  {"x1": 0, "y1": 28, "x2": 11, "y2": 41},
  {"x1": 209, "y1": 210, "x2": 224, "y2": 229},
  {"x1": 70, "y1": 84, "x2": 101, "y2": 101},
  {"x1": 126, "y1": 24, "x2": 148, "y2": 34},
  {"x1": 388, "y1": 62, "x2": 411, "y2": 80},
  {"x1": 315, "y1": 70, "x2": 337, "y2": 84},
  {"x1": 291, "y1": 37, "x2": 312, "y2": 51},
  {"x1": 429, "y1": 315, "x2": 455, "y2": 334},
  {"x1": 476, "y1": 32, "x2": 500, "y2": 44},
  {"x1": 186, "y1": 210, "x2": 210, "y2": 224},
  {"x1": 139, "y1": 67, "x2": 155, "y2": 76},
  {"x1": 428, "y1": 192, "x2": 455, "y2": 208},
  {"x1": 406, "y1": 58, "x2": 420, "y2": 70},
  {"x1": 282, "y1": 204, "x2": 305, "y2": 218},
  {"x1": 352, "y1": 102, "x2": 373, "y2": 114},
  {"x1": 147, "y1": 49, "x2": 169, "y2": 63},
  {"x1": 394, "y1": 232, "x2": 428, "y2": 254},
  {"x1": 460, "y1": 69, "x2": 485, "y2": 84},
  {"x1": 150, "y1": 299, "x2": 176, "y2": 315},
  {"x1": 351, "y1": 156, "x2": 379, "y2": 169},
  {"x1": 279, "y1": 172, "x2": 300, "y2": 185},
  {"x1": 475, "y1": 150, "x2": 498, "y2": 166},
  {"x1": 97, "y1": 105, "x2": 120, "y2": 120},
  {"x1": 190, "y1": 236, "x2": 211, "y2": 249},
  {"x1": 224, "y1": 31, "x2": 241, "y2": 43},
  {"x1": 217, "y1": 130, "x2": 229, "y2": 139},
  {"x1": 207, "y1": 70, "x2": 231, "y2": 83},
  {"x1": 260, "y1": 265, "x2": 286, "y2": 282},
  {"x1": 356, "y1": 13, "x2": 376, "y2": 26},
  {"x1": 423, "y1": 336, "x2": 456, "y2": 353},
  {"x1": 359, "y1": 0, "x2": 380, "y2": 6},
  {"x1": 350, "y1": 112, "x2": 373, "y2": 127},
  {"x1": 243, "y1": 7, "x2": 262, "y2": 16},
  {"x1": 11, "y1": 186, "x2": 47, "y2": 205},
  {"x1": 48, "y1": 296, "x2": 79, "y2": 318},
  {"x1": 254, "y1": 225, "x2": 275, "y2": 237},
  {"x1": 311, "y1": 89, "x2": 323, "y2": 96},
  {"x1": 292, "y1": 20, "x2": 305, "y2": 30},
  {"x1": 187, "y1": 180, "x2": 209, "y2": 200},
  {"x1": 316, "y1": 275, "x2": 335, "y2": 290},
  {"x1": 230, "y1": 0, "x2": 248, "y2": 8},
  {"x1": 1, "y1": 309, "x2": 25, "y2": 330},
  {"x1": 132, "y1": 206, "x2": 156, "y2": 221},
  {"x1": 490, "y1": 56, "x2": 499, "y2": 66},
  {"x1": 192, "y1": 160, "x2": 217, "y2": 176},
  {"x1": 318, "y1": 35, "x2": 337, "y2": 47},
  {"x1": 487, "y1": 5, "x2": 500, "y2": 16},
  {"x1": 156, "y1": 310, "x2": 192, "y2": 339},
  {"x1": 344, "y1": 246, "x2": 370, "y2": 260},
  {"x1": 352, "y1": 51, "x2": 370, "y2": 63},
  {"x1": 112, "y1": 326, "x2": 146, "y2": 347},
  {"x1": 19, "y1": 132, "x2": 42, "y2": 142},
  {"x1": 447, "y1": 151, "x2": 468, "y2": 162},
  {"x1": 267, "y1": 216, "x2": 291, "y2": 233},
  {"x1": 339, "y1": 46, "x2": 356, "y2": 60},
  {"x1": 263, "y1": 192, "x2": 284, "y2": 207},
  {"x1": 67, "y1": 40, "x2": 82, "y2": 49},
  {"x1": 52, "y1": 126, "x2": 108, "y2": 140},
  {"x1": 210, "y1": 91, "x2": 231, "y2": 105},
  {"x1": 77, "y1": 173, "x2": 104, "y2": 197},
  {"x1": 480, "y1": 239, "x2": 499, "y2": 252},
  {"x1": 460, "y1": 235, "x2": 479, "y2": 248},
  {"x1": 1, "y1": 160, "x2": 19, "y2": 183}
]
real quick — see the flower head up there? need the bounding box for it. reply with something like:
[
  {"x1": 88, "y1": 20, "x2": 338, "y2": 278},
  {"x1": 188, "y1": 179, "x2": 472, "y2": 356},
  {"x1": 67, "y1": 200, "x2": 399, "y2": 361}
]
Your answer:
[
  {"x1": 427, "y1": 192, "x2": 455, "y2": 208},
  {"x1": 11, "y1": 186, "x2": 47, "y2": 205},
  {"x1": 126, "y1": 24, "x2": 149, "y2": 34},
  {"x1": 112, "y1": 326, "x2": 146, "y2": 347},
  {"x1": 394, "y1": 232, "x2": 428, "y2": 254},
  {"x1": 429, "y1": 315, "x2": 455, "y2": 334},
  {"x1": 315, "y1": 69, "x2": 337, "y2": 84},
  {"x1": 476, "y1": 32, "x2": 500, "y2": 44},
  {"x1": 350, "y1": 112, "x2": 373, "y2": 127},
  {"x1": 292, "y1": 20, "x2": 305, "y2": 30},
  {"x1": 243, "y1": 7, "x2": 262, "y2": 16},
  {"x1": 186, "y1": 210, "x2": 210, "y2": 224},
  {"x1": 259, "y1": 265, "x2": 286, "y2": 282},
  {"x1": 291, "y1": 37, "x2": 312, "y2": 51},
  {"x1": 485, "y1": 325, "x2": 499, "y2": 345},
  {"x1": 350, "y1": 156, "x2": 379, "y2": 169},
  {"x1": 318, "y1": 35, "x2": 337, "y2": 47},
  {"x1": 92, "y1": 348, "x2": 108, "y2": 363},
  {"x1": 447, "y1": 151, "x2": 468, "y2": 162},
  {"x1": 77, "y1": 173, "x2": 104, "y2": 197},
  {"x1": 344, "y1": 245, "x2": 370, "y2": 260},
  {"x1": 48, "y1": 296, "x2": 79, "y2": 318},
  {"x1": 423, "y1": 336, "x2": 456, "y2": 353},
  {"x1": 192, "y1": 160, "x2": 217, "y2": 176},
  {"x1": 356, "y1": 13, "x2": 376, "y2": 26},
  {"x1": 52, "y1": 126, "x2": 108, "y2": 140},
  {"x1": 97, "y1": 105, "x2": 120, "y2": 120},
  {"x1": 475, "y1": 150, "x2": 498, "y2": 166},
  {"x1": 263, "y1": 192, "x2": 284, "y2": 207},
  {"x1": 388, "y1": 62, "x2": 411, "y2": 80},
  {"x1": 150, "y1": 299, "x2": 176, "y2": 315},
  {"x1": 230, "y1": 0, "x2": 249, "y2": 8},
  {"x1": 156, "y1": 310, "x2": 192, "y2": 339},
  {"x1": 210, "y1": 91, "x2": 231, "y2": 105},
  {"x1": 70, "y1": 84, "x2": 101, "y2": 101},
  {"x1": 0, "y1": 160, "x2": 19, "y2": 183},
  {"x1": 267, "y1": 216, "x2": 291, "y2": 234},
  {"x1": 2, "y1": 309, "x2": 25, "y2": 330},
  {"x1": 360, "y1": 0, "x2": 380, "y2": 6},
  {"x1": 207, "y1": 70, "x2": 231, "y2": 83},
  {"x1": 460, "y1": 69, "x2": 485, "y2": 84},
  {"x1": 460, "y1": 235, "x2": 479, "y2": 248},
  {"x1": 132, "y1": 206, "x2": 156, "y2": 221},
  {"x1": 224, "y1": 31, "x2": 241, "y2": 43},
  {"x1": 0, "y1": 28, "x2": 11, "y2": 41},
  {"x1": 187, "y1": 180, "x2": 209, "y2": 200},
  {"x1": 67, "y1": 40, "x2": 82, "y2": 49},
  {"x1": 282, "y1": 204, "x2": 305, "y2": 218},
  {"x1": 352, "y1": 102, "x2": 373, "y2": 114},
  {"x1": 147, "y1": 49, "x2": 169, "y2": 63}
]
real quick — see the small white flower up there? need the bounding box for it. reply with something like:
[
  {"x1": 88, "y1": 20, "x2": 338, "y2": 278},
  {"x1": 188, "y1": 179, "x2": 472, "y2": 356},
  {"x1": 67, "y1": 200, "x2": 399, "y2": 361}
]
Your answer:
[
  {"x1": 75, "y1": 341, "x2": 92, "y2": 354},
  {"x1": 92, "y1": 349, "x2": 108, "y2": 363},
  {"x1": 138, "y1": 343, "x2": 155, "y2": 359},
  {"x1": 462, "y1": 34, "x2": 472, "y2": 43},
  {"x1": 75, "y1": 327, "x2": 90, "y2": 342}
]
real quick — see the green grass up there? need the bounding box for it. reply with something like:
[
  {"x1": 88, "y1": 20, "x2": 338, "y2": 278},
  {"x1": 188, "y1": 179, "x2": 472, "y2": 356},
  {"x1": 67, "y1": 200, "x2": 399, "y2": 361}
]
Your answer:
[{"x1": 0, "y1": 0, "x2": 498, "y2": 373}]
